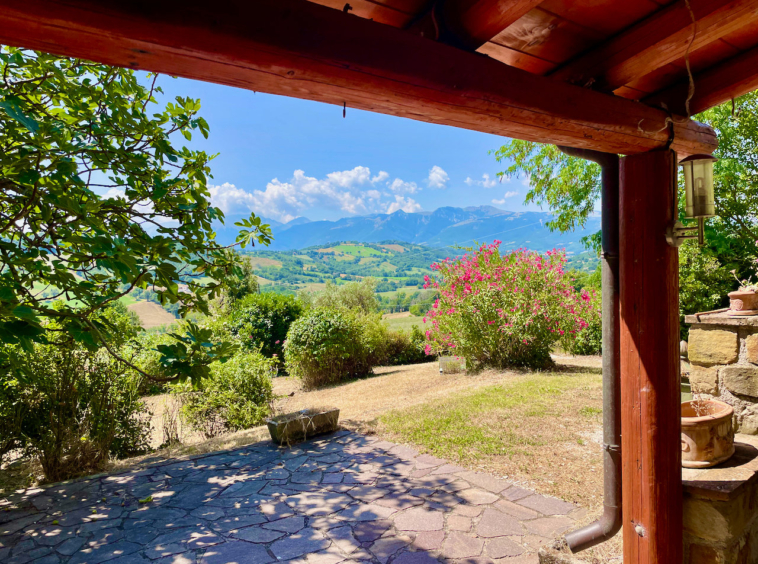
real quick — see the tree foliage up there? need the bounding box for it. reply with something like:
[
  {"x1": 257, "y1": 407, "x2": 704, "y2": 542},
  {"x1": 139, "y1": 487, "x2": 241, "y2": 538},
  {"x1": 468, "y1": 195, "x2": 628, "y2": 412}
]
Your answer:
[{"x1": 0, "y1": 48, "x2": 271, "y2": 380}]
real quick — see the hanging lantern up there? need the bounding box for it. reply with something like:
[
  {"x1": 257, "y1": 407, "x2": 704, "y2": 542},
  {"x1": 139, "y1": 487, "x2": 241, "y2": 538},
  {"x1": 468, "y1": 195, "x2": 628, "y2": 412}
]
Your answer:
[
  {"x1": 667, "y1": 154, "x2": 718, "y2": 247},
  {"x1": 680, "y1": 154, "x2": 717, "y2": 220}
]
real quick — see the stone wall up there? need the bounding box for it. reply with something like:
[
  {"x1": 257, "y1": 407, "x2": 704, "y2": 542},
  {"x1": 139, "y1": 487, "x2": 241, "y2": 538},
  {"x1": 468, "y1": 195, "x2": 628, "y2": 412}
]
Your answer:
[
  {"x1": 686, "y1": 313, "x2": 758, "y2": 434},
  {"x1": 682, "y1": 436, "x2": 758, "y2": 564}
]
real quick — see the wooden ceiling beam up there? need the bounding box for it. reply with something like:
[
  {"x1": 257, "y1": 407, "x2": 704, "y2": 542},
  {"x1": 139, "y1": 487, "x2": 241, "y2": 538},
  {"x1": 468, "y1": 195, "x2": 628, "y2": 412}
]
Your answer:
[
  {"x1": 406, "y1": 0, "x2": 544, "y2": 51},
  {"x1": 550, "y1": 0, "x2": 758, "y2": 92},
  {"x1": 0, "y1": 0, "x2": 716, "y2": 156},
  {"x1": 643, "y1": 44, "x2": 758, "y2": 115}
]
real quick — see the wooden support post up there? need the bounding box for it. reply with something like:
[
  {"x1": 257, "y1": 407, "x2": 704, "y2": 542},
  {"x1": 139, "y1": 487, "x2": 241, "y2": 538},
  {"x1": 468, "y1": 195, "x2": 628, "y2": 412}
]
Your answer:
[{"x1": 620, "y1": 150, "x2": 682, "y2": 564}]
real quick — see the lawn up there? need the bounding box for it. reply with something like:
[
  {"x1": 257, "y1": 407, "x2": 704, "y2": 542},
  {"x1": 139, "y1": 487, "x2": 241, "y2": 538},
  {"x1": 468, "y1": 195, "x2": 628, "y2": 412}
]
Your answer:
[{"x1": 383, "y1": 312, "x2": 425, "y2": 332}]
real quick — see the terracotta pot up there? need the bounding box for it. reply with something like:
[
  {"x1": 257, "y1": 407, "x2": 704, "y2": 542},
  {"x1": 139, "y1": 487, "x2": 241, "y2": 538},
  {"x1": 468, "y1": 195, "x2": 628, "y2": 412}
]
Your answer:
[
  {"x1": 728, "y1": 290, "x2": 758, "y2": 313},
  {"x1": 681, "y1": 400, "x2": 735, "y2": 468}
]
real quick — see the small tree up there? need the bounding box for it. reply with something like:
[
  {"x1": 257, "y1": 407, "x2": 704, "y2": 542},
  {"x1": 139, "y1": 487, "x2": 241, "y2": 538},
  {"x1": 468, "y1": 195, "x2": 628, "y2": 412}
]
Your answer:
[
  {"x1": 423, "y1": 243, "x2": 595, "y2": 369},
  {"x1": 0, "y1": 48, "x2": 271, "y2": 382}
]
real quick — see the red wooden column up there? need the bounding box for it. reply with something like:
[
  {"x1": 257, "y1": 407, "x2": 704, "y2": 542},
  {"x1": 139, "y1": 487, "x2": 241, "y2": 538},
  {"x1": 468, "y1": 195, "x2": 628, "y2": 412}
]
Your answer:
[{"x1": 619, "y1": 149, "x2": 682, "y2": 564}]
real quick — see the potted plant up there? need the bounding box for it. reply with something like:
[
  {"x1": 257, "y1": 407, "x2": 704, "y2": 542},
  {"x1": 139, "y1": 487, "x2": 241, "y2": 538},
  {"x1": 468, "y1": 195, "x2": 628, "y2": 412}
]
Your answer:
[
  {"x1": 681, "y1": 397, "x2": 735, "y2": 468},
  {"x1": 728, "y1": 271, "x2": 758, "y2": 314}
]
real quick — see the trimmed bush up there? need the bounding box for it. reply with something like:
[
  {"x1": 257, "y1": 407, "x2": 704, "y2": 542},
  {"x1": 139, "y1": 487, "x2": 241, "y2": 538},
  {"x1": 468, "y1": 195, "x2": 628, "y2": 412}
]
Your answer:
[
  {"x1": 178, "y1": 352, "x2": 275, "y2": 439},
  {"x1": 424, "y1": 243, "x2": 596, "y2": 369},
  {"x1": 284, "y1": 308, "x2": 385, "y2": 389},
  {"x1": 384, "y1": 326, "x2": 430, "y2": 365},
  {"x1": 226, "y1": 293, "x2": 303, "y2": 363}
]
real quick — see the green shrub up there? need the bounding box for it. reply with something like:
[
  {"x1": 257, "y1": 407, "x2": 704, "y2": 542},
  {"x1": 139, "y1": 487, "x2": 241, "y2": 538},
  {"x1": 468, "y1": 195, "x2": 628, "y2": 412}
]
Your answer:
[
  {"x1": 384, "y1": 326, "x2": 430, "y2": 365},
  {"x1": 299, "y1": 279, "x2": 379, "y2": 314},
  {"x1": 284, "y1": 308, "x2": 386, "y2": 389},
  {"x1": 178, "y1": 352, "x2": 275, "y2": 439},
  {"x1": 226, "y1": 293, "x2": 303, "y2": 364},
  {"x1": 409, "y1": 304, "x2": 425, "y2": 316}
]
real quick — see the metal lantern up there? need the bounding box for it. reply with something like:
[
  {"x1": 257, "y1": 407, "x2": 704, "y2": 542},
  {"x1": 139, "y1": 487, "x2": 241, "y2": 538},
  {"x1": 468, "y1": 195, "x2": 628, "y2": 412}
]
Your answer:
[
  {"x1": 667, "y1": 154, "x2": 718, "y2": 247},
  {"x1": 681, "y1": 154, "x2": 717, "y2": 220}
]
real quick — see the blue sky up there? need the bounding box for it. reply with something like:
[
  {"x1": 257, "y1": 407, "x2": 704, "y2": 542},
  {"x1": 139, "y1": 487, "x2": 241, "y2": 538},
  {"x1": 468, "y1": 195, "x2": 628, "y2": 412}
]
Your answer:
[{"x1": 155, "y1": 76, "x2": 543, "y2": 223}]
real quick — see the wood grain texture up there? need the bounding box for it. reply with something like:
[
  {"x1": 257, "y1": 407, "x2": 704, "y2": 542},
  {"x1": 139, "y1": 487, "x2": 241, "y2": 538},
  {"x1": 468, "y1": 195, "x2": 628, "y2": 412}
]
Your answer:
[
  {"x1": 643, "y1": 44, "x2": 758, "y2": 115},
  {"x1": 550, "y1": 0, "x2": 758, "y2": 91},
  {"x1": 620, "y1": 150, "x2": 682, "y2": 564},
  {"x1": 0, "y1": 0, "x2": 717, "y2": 156}
]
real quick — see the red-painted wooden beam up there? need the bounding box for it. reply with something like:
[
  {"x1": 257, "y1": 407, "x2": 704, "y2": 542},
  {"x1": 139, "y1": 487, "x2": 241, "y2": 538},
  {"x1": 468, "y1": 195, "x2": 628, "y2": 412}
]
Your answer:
[
  {"x1": 0, "y1": 0, "x2": 717, "y2": 156},
  {"x1": 620, "y1": 149, "x2": 683, "y2": 564}
]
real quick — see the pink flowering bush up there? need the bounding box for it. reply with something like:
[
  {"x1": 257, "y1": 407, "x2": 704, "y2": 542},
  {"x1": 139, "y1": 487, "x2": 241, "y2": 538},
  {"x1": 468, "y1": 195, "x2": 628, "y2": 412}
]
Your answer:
[{"x1": 423, "y1": 242, "x2": 596, "y2": 369}]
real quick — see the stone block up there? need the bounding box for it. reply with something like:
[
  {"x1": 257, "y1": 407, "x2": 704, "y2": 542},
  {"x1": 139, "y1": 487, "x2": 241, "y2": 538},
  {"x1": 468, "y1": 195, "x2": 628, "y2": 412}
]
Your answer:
[
  {"x1": 683, "y1": 493, "x2": 752, "y2": 544},
  {"x1": 723, "y1": 366, "x2": 758, "y2": 398},
  {"x1": 688, "y1": 544, "x2": 721, "y2": 564},
  {"x1": 689, "y1": 328, "x2": 739, "y2": 366},
  {"x1": 690, "y1": 366, "x2": 720, "y2": 396},
  {"x1": 747, "y1": 334, "x2": 758, "y2": 365}
]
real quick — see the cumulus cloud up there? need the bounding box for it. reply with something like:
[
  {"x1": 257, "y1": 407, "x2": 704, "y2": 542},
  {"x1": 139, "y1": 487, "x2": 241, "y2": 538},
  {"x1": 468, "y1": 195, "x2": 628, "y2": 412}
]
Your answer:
[
  {"x1": 427, "y1": 166, "x2": 449, "y2": 189},
  {"x1": 465, "y1": 173, "x2": 498, "y2": 188},
  {"x1": 388, "y1": 178, "x2": 419, "y2": 194},
  {"x1": 492, "y1": 191, "x2": 519, "y2": 205},
  {"x1": 208, "y1": 166, "x2": 428, "y2": 223},
  {"x1": 386, "y1": 195, "x2": 422, "y2": 214}
]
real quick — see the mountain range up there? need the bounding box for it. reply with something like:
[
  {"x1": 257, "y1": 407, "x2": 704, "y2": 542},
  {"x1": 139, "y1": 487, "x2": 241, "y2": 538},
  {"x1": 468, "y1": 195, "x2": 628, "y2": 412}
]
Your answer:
[{"x1": 216, "y1": 206, "x2": 600, "y2": 253}]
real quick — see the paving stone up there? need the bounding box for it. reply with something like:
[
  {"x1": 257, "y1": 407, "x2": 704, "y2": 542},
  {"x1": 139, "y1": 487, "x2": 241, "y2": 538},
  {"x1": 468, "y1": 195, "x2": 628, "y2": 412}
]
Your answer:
[
  {"x1": 523, "y1": 517, "x2": 574, "y2": 537},
  {"x1": 78, "y1": 518, "x2": 124, "y2": 534},
  {"x1": 260, "y1": 500, "x2": 296, "y2": 520},
  {"x1": 457, "y1": 471, "x2": 512, "y2": 494},
  {"x1": 230, "y1": 525, "x2": 285, "y2": 543},
  {"x1": 352, "y1": 520, "x2": 393, "y2": 543},
  {"x1": 68, "y1": 540, "x2": 142, "y2": 564},
  {"x1": 520, "y1": 534, "x2": 552, "y2": 551},
  {"x1": 457, "y1": 488, "x2": 500, "y2": 506},
  {"x1": 392, "y1": 551, "x2": 442, "y2": 564},
  {"x1": 502, "y1": 554, "x2": 540, "y2": 564},
  {"x1": 269, "y1": 528, "x2": 331, "y2": 560},
  {"x1": 516, "y1": 495, "x2": 575, "y2": 516},
  {"x1": 441, "y1": 532, "x2": 484, "y2": 559},
  {"x1": 348, "y1": 486, "x2": 389, "y2": 503},
  {"x1": 322, "y1": 473, "x2": 342, "y2": 484},
  {"x1": 432, "y1": 464, "x2": 465, "y2": 474},
  {"x1": 27, "y1": 525, "x2": 78, "y2": 547},
  {"x1": 189, "y1": 507, "x2": 225, "y2": 521},
  {"x1": 373, "y1": 493, "x2": 423, "y2": 510},
  {"x1": 494, "y1": 500, "x2": 542, "y2": 520},
  {"x1": 393, "y1": 507, "x2": 444, "y2": 532},
  {"x1": 57, "y1": 537, "x2": 87, "y2": 556},
  {"x1": 338, "y1": 503, "x2": 397, "y2": 521},
  {"x1": 448, "y1": 515, "x2": 472, "y2": 531},
  {"x1": 477, "y1": 508, "x2": 523, "y2": 537},
  {"x1": 208, "y1": 514, "x2": 267, "y2": 534},
  {"x1": 486, "y1": 537, "x2": 525, "y2": 558},
  {"x1": 502, "y1": 486, "x2": 533, "y2": 502},
  {"x1": 263, "y1": 516, "x2": 306, "y2": 533},
  {"x1": 198, "y1": 539, "x2": 274, "y2": 564},
  {"x1": 87, "y1": 528, "x2": 126, "y2": 548},
  {"x1": 326, "y1": 525, "x2": 361, "y2": 553},
  {"x1": 8, "y1": 546, "x2": 54, "y2": 564},
  {"x1": 412, "y1": 530, "x2": 445, "y2": 551},
  {"x1": 452, "y1": 504, "x2": 483, "y2": 517},
  {"x1": 369, "y1": 536, "x2": 410, "y2": 564},
  {"x1": 285, "y1": 492, "x2": 354, "y2": 517}
]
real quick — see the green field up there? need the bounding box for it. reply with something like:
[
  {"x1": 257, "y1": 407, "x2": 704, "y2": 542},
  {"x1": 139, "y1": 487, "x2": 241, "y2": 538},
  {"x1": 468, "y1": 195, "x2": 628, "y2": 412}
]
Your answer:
[
  {"x1": 326, "y1": 244, "x2": 387, "y2": 256},
  {"x1": 383, "y1": 314, "x2": 425, "y2": 333}
]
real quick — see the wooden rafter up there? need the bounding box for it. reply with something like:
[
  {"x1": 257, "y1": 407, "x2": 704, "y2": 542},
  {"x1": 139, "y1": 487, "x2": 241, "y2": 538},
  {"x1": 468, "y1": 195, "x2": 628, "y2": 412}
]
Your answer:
[
  {"x1": 0, "y1": 0, "x2": 716, "y2": 156},
  {"x1": 643, "y1": 44, "x2": 758, "y2": 115},
  {"x1": 550, "y1": 0, "x2": 758, "y2": 92},
  {"x1": 407, "y1": 0, "x2": 544, "y2": 51}
]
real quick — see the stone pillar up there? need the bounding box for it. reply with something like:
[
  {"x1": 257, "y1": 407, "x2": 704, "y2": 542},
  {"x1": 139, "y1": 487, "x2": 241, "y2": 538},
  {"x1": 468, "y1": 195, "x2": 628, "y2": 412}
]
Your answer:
[{"x1": 686, "y1": 312, "x2": 758, "y2": 433}]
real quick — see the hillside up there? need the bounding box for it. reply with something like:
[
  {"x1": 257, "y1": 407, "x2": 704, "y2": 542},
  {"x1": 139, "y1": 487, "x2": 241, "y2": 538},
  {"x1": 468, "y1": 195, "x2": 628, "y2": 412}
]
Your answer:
[{"x1": 215, "y1": 206, "x2": 601, "y2": 253}]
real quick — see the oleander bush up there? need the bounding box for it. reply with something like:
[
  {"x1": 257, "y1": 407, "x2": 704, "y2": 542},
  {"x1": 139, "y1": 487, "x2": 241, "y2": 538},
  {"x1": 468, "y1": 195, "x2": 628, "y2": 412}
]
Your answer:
[
  {"x1": 423, "y1": 243, "x2": 596, "y2": 369},
  {"x1": 565, "y1": 289, "x2": 602, "y2": 355}
]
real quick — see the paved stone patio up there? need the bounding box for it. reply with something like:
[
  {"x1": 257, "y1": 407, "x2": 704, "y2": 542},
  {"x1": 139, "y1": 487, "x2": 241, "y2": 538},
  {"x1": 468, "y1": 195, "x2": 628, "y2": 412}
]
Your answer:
[{"x1": 0, "y1": 431, "x2": 587, "y2": 564}]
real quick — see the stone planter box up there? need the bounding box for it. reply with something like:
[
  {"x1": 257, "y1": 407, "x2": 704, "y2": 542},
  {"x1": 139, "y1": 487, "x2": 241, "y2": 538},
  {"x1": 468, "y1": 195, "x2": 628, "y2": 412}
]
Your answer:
[{"x1": 267, "y1": 408, "x2": 340, "y2": 446}]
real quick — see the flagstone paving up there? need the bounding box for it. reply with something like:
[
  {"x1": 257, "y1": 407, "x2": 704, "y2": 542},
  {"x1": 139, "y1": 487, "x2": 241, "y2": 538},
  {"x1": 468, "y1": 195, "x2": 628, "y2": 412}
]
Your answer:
[{"x1": 0, "y1": 431, "x2": 587, "y2": 564}]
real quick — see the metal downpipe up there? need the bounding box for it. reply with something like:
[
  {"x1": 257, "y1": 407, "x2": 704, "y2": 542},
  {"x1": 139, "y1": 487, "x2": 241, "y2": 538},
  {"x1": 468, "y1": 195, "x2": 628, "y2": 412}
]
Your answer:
[{"x1": 557, "y1": 146, "x2": 621, "y2": 553}]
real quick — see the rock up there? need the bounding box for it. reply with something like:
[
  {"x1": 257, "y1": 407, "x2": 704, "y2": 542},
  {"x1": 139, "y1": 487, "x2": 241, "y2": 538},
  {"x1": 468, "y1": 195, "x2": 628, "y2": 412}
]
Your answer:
[
  {"x1": 747, "y1": 334, "x2": 758, "y2": 365},
  {"x1": 723, "y1": 366, "x2": 758, "y2": 398},
  {"x1": 688, "y1": 328, "x2": 739, "y2": 366},
  {"x1": 689, "y1": 366, "x2": 720, "y2": 396}
]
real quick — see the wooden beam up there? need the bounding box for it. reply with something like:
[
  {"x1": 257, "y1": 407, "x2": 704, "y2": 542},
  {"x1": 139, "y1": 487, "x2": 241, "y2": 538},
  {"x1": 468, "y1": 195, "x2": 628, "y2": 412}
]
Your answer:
[
  {"x1": 407, "y1": 0, "x2": 544, "y2": 51},
  {"x1": 643, "y1": 44, "x2": 758, "y2": 115},
  {"x1": 550, "y1": 0, "x2": 758, "y2": 92},
  {"x1": 0, "y1": 0, "x2": 716, "y2": 156},
  {"x1": 620, "y1": 149, "x2": 682, "y2": 564}
]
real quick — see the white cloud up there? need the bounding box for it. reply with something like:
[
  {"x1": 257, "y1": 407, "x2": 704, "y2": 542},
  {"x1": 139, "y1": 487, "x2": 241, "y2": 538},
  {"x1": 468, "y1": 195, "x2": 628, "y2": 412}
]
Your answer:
[
  {"x1": 427, "y1": 165, "x2": 449, "y2": 189},
  {"x1": 466, "y1": 173, "x2": 498, "y2": 188},
  {"x1": 388, "y1": 178, "x2": 419, "y2": 194},
  {"x1": 386, "y1": 195, "x2": 422, "y2": 214},
  {"x1": 492, "y1": 191, "x2": 519, "y2": 205},
  {"x1": 208, "y1": 166, "x2": 428, "y2": 223}
]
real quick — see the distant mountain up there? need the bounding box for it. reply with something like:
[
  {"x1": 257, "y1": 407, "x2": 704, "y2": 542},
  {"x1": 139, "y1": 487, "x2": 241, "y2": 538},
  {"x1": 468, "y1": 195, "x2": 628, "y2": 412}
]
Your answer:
[{"x1": 216, "y1": 206, "x2": 599, "y2": 253}]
